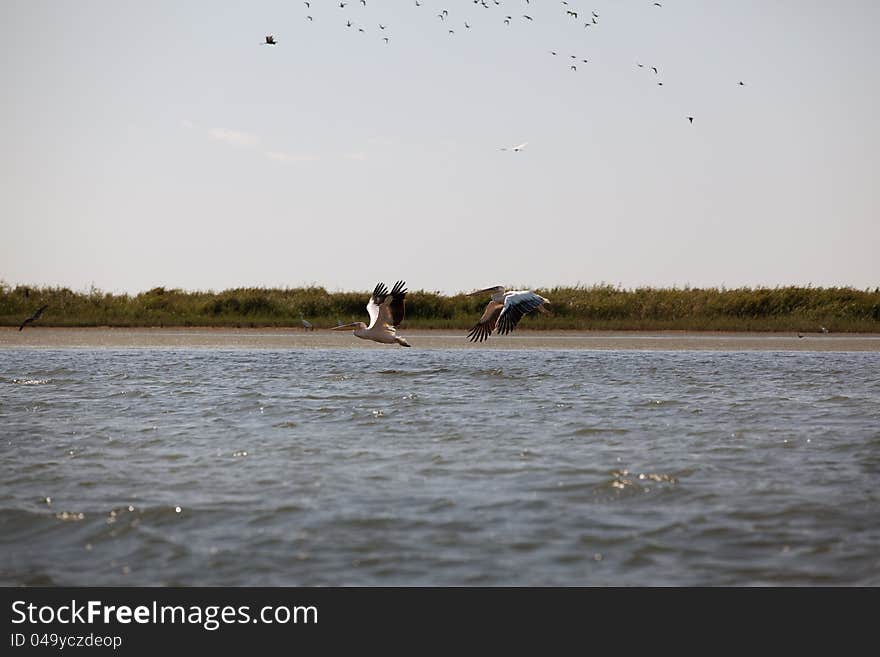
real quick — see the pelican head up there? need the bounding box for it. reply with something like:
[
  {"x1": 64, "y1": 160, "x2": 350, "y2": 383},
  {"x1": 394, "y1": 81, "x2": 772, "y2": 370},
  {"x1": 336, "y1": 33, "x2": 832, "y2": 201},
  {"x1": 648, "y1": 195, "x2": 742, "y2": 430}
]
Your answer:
[
  {"x1": 331, "y1": 322, "x2": 367, "y2": 331},
  {"x1": 468, "y1": 285, "x2": 505, "y2": 298}
]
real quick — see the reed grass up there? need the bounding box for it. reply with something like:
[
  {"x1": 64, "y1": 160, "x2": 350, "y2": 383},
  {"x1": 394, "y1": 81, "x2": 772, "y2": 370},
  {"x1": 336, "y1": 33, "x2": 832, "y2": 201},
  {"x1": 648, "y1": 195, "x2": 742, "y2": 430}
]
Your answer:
[{"x1": 1, "y1": 282, "x2": 878, "y2": 332}]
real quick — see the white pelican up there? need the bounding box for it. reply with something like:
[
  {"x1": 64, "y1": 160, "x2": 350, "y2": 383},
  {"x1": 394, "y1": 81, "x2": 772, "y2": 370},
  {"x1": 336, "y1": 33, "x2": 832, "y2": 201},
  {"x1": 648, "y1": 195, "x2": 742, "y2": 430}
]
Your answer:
[
  {"x1": 332, "y1": 281, "x2": 411, "y2": 347},
  {"x1": 19, "y1": 304, "x2": 48, "y2": 331},
  {"x1": 466, "y1": 286, "x2": 550, "y2": 342}
]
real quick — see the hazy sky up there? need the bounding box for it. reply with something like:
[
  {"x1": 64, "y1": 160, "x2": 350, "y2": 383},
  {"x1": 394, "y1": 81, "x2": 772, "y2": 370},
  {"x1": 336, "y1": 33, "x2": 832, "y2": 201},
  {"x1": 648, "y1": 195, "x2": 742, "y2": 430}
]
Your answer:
[{"x1": 2, "y1": 0, "x2": 878, "y2": 295}]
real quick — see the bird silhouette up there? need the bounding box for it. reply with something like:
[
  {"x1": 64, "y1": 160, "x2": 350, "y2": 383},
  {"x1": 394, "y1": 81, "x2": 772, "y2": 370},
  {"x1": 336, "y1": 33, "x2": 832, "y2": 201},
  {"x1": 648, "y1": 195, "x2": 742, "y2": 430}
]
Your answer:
[
  {"x1": 19, "y1": 305, "x2": 48, "y2": 331},
  {"x1": 264, "y1": 35, "x2": 276, "y2": 45}
]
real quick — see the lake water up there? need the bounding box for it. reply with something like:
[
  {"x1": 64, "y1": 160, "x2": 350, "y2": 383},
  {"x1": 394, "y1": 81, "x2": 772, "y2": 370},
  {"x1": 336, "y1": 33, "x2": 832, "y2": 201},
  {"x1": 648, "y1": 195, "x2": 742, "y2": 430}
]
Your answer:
[{"x1": 2, "y1": 347, "x2": 878, "y2": 586}]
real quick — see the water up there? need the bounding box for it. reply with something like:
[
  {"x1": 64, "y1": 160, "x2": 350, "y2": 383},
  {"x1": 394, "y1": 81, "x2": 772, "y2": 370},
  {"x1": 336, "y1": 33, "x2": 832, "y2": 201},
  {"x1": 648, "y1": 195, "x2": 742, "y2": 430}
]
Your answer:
[{"x1": 1, "y1": 348, "x2": 878, "y2": 586}]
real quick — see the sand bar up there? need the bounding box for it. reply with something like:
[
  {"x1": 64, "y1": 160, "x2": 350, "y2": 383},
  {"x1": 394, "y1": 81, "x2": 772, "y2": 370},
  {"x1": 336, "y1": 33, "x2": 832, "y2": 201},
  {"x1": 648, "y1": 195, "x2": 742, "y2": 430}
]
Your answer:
[{"x1": 2, "y1": 327, "x2": 879, "y2": 351}]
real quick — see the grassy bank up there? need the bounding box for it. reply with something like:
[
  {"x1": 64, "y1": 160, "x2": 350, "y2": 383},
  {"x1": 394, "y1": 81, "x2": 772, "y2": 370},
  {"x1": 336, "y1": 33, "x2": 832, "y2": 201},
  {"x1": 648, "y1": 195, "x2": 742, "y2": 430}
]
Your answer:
[{"x1": 1, "y1": 283, "x2": 878, "y2": 332}]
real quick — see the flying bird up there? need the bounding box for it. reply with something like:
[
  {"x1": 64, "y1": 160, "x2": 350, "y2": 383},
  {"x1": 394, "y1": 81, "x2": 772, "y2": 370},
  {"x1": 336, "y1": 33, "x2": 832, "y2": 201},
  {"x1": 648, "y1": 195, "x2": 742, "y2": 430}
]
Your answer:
[
  {"x1": 466, "y1": 287, "x2": 550, "y2": 342},
  {"x1": 501, "y1": 142, "x2": 528, "y2": 152},
  {"x1": 264, "y1": 35, "x2": 277, "y2": 45},
  {"x1": 687, "y1": 116, "x2": 694, "y2": 124},
  {"x1": 332, "y1": 281, "x2": 411, "y2": 347},
  {"x1": 19, "y1": 305, "x2": 48, "y2": 331}
]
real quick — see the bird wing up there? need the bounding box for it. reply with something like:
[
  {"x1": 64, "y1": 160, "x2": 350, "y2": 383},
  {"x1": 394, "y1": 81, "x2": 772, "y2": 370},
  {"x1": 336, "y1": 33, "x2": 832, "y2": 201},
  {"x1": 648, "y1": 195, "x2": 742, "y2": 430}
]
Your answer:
[
  {"x1": 366, "y1": 281, "x2": 407, "y2": 329},
  {"x1": 496, "y1": 291, "x2": 547, "y2": 335},
  {"x1": 466, "y1": 300, "x2": 504, "y2": 342},
  {"x1": 387, "y1": 280, "x2": 407, "y2": 327},
  {"x1": 366, "y1": 282, "x2": 387, "y2": 329}
]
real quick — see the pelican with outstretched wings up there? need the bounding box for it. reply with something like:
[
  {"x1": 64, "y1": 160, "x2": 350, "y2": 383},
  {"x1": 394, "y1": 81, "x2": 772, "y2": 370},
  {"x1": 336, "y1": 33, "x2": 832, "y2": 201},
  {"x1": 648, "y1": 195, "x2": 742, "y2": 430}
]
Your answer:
[
  {"x1": 332, "y1": 281, "x2": 411, "y2": 346},
  {"x1": 19, "y1": 305, "x2": 48, "y2": 331},
  {"x1": 466, "y1": 287, "x2": 550, "y2": 342}
]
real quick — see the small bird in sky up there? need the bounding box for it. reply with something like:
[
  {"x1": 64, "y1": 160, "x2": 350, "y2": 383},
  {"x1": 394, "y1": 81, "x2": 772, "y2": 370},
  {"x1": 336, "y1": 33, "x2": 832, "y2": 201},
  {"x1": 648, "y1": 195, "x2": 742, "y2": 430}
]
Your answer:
[
  {"x1": 501, "y1": 142, "x2": 528, "y2": 152},
  {"x1": 19, "y1": 305, "x2": 48, "y2": 331},
  {"x1": 687, "y1": 116, "x2": 694, "y2": 124},
  {"x1": 264, "y1": 35, "x2": 276, "y2": 45}
]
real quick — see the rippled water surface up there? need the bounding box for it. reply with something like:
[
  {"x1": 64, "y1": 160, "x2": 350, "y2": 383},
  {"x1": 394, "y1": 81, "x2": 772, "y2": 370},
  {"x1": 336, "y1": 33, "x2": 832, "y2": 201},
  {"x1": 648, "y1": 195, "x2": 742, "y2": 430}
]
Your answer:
[{"x1": 2, "y1": 348, "x2": 878, "y2": 585}]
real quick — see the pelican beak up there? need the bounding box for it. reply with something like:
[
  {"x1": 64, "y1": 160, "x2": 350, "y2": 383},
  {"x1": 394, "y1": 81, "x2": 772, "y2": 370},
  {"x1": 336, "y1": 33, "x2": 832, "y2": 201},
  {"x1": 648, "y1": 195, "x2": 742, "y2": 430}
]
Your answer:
[
  {"x1": 468, "y1": 286, "x2": 499, "y2": 297},
  {"x1": 331, "y1": 323, "x2": 358, "y2": 331}
]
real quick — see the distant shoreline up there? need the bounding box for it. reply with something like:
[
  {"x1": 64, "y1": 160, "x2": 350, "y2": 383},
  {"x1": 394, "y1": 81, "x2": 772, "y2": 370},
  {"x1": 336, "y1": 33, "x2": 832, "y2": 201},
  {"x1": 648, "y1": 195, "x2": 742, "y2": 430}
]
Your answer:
[
  {"x1": 3, "y1": 327, "x2": 879, "y2": 351},
  {"x1": 3, "y1": 284, "x2": 878, "y2": 333}
]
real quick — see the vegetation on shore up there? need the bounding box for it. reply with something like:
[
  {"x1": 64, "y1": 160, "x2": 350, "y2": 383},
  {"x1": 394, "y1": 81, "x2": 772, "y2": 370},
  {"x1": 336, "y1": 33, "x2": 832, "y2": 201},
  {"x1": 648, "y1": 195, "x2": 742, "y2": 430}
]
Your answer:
[{"x1": 1, "y1": 283, "x2": 878, "y2": 332}]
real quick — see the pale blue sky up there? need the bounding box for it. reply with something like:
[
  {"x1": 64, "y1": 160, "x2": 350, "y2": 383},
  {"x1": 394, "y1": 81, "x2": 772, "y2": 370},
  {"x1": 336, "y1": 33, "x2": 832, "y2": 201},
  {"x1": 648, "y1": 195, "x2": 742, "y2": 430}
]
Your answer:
[{"x1": 2, "y1": 0, "x2": 878, "y2": 294}]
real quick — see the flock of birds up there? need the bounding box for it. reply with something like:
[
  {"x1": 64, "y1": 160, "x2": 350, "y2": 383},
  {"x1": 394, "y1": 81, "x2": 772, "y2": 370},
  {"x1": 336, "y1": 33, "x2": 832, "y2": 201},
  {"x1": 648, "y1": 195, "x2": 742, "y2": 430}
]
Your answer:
[
  {"x1": 260, "y1": 0, "x2": 748, "y2": 129},
  {"x1": 330, "y1": 281, "x2": 551, "y2": 346},
  {"x1": 12, "y1": 5, "x2": 756, "y2": 343}
]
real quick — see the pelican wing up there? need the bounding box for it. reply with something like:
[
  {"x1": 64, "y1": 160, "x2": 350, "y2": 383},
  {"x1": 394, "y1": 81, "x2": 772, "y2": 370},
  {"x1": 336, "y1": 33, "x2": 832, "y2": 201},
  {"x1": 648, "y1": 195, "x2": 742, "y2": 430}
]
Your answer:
[
  {"x1": 366, "y1": 282, "x2": 388, "y2": 329},
  {"x1": 387, "y1": 280, "x2": 407, "y2": 327},
  {"x1": 496, "y1": 291, "x2": 546, "y2": 335},
  {"x1": 467, "y1": 300, "x2": 504, "y2": 342},
  {"x1": 366, "y1": 281, "x2": 407, "y2": 329}
]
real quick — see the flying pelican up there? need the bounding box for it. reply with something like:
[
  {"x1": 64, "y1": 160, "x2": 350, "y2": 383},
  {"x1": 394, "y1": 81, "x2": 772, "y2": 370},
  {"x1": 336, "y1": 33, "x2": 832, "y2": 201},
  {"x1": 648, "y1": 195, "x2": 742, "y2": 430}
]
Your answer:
[
  {"x1": 264, "y1": 35, "x2": 277, "y2": 45},
  {"x1": 19, "y1": 305, "x2": 48, "y2": 331},
  {"x1": 332, "y1": 281, "x2": 411, "y2": 347},
  {"x1": 466, "y1": 287, "x2": 550, "y2": 342},
  {"x1": 501, "y1": 142, "x2": 528, "y2": 152}
]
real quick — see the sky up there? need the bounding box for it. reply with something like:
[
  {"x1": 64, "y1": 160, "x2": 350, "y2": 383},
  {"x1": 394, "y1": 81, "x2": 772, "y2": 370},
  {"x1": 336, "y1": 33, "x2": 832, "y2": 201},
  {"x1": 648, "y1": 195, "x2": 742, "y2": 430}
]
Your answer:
[{"x1": 2, "y1": 0, "x2": 878, "y2": 295}]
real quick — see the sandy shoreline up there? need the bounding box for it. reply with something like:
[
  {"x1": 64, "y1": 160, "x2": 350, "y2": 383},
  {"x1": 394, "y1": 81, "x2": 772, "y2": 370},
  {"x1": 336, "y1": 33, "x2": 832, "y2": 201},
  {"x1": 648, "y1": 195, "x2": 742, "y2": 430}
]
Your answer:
[{"x1": 2, "y1": 327, "x2": 879, "y2": 351}]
